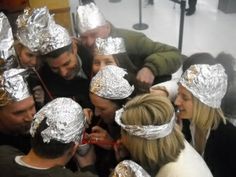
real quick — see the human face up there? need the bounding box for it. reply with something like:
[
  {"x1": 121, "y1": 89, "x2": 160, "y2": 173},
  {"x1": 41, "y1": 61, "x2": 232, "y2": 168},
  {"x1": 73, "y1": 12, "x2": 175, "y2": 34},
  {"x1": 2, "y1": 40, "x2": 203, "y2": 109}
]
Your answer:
[
  {"x1": 18, "y1": 46, "x2": 38, "y2": 68},
  {"x1": 80, "y1": 26, "x2": 109, "y2": 50},
  {"x1": 174, "y1": 85, "x2": 193, "y2": 120},
  {"x1": 90, "y1": 93, "x2": 118, "y2": 124},
  {"x1": 92, "y1": 55, "x2": 117, "y2": 75},
  {"x1": 47, "y1": 51, "x2": 79, "y2": 80},
  {"x1": 0, "y1": 96, "x2": 36, "y2": 135}
]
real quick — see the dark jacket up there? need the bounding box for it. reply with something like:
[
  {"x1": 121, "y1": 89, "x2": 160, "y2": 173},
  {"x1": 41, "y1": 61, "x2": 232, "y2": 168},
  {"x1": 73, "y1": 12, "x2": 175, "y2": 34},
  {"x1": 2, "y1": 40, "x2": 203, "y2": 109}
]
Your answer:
[
  {"x1": 39, "y1": 44, "x2": 93, "y2": 108},
  {"x1": 204, "y1": 120, "x2": 236, "y2": 177},
  {"x1": 110, "y1": 25, "x2": 183, "y2": 78},
  {"x1": 0, "y1": 145, "x2": 98, "y2": 177}
]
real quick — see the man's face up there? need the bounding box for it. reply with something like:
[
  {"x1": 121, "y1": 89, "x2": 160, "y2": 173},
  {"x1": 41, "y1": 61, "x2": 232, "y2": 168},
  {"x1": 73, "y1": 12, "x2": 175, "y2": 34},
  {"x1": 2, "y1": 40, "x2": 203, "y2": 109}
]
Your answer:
[
  {"x1": 47, "y1": 51, "x2": 80, "y2": 80},
  {"x1": 80, "y1": 26, "x2": 109, "y2": 50},
  {"x1": 0, "y1": 96, "x2": 36, "y2": 135}
]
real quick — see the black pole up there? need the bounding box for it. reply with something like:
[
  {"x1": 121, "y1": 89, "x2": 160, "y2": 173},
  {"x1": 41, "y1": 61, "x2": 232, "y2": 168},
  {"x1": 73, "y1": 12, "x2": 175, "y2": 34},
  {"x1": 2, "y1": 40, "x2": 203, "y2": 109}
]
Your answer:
[
  {"x1": 178, "y1": 0, "x2": 186, "y2": 52},
  {"x1": 133, "y1": 0, "x2": 148, "y2": 30}
]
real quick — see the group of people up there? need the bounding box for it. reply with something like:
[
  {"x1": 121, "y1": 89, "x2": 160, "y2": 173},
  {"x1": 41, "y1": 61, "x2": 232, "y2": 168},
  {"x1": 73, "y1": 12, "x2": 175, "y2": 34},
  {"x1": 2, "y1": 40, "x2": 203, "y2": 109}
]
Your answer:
[{"x1": 0, "y1": 1, "x2": 235, "y2": 177}]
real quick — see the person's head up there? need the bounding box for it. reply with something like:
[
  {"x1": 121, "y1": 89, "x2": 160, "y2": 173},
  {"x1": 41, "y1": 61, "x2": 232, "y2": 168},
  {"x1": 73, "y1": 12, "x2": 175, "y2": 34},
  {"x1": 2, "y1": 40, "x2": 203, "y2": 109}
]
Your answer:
[
  {"x1": 15, "y1": 7, "x2": 52, "y2": 69},
  {"x1": 182, "y1": 52, "x2": 216, "y2": 72},
  {"x1": 0, "y1": 12, "x2": 19, "y2": 73},
  {"x1": 38, "y1": 17, "x2": 80, "y2": 80},
  {"x1": 0, "y1": 68, "x2": 35, "y2": 134},
  {"x1": 90, "y1": 65, "x2": 134, "y2": 124},
  {"x1": 76, "y1": 2, "x2": 110, "y2": 49},
  {"x1": 175, "y1": 64, "x2": 228, "y2": 129},
  {"x1": 30, "y1": 97, "x2": 86, "y2": 160},
  {"x1": 115, "y1": 94, "x2": 185, "y2": 173},
  {"x1": 14, "y1": 42, "x2": 39, "y2": 68},
  {"x1": 111, "y1": 160, "x2": 151, "y2": 177},
  {"x1": 42, "y1": 42, "x2": 80, "y2": 80},
  {"x1": 92, "y1": 37, "x2": 128, "y2": 75}
]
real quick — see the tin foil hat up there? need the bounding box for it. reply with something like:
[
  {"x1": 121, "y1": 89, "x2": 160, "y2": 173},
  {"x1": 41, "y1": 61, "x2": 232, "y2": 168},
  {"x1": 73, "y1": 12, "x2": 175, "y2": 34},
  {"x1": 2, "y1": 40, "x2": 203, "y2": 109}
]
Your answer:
[
  {"x1": 39, "y1": 23, "x2": 72, "y2": 55},
  {"x1": 30, "y1": 97, "x2": 86, "y2": 143},
  {"x1": 95, "y1": 37, "x2": 126, "y2": 55},
  {"x1": 76, "y1": 2, "x2": 106, "y2": 34},
  {"x1": 1, "y1": 68, "x2": 31, "y2": 101},
  {"x1": 90, "y1": 65, "x2": 134, "y2": 99},
  {"x1": 113, "y1": 160, "x2": 151, "y2": 177},
  {"x1": 0, "y1": 13, "x2": 18, "y2": 72},
  {"x1": 179, "y1": 64, "x2": 228, "y2": 108},
  {"x1": 16, "y1": 7, "x2": 52, "y2": 53},
  {"x1": 115, "y1": 108, "x2": 176, "y2": 140}
]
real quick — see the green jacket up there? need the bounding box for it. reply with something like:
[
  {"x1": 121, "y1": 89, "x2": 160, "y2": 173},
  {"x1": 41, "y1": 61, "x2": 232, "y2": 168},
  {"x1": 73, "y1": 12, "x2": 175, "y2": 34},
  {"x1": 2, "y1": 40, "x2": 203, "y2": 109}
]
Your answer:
[{"x1": 110, "y1": 25, "x2": 182, "y2": 76}]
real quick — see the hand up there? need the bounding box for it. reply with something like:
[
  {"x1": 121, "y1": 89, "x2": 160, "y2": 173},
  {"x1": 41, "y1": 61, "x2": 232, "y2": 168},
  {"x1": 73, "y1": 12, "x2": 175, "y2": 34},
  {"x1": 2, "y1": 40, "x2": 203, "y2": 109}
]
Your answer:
[
  {"x1": 136, "y1": 67, "x2": 155, "y2": 86},
  {"x1": 74, "y1": 145, "x2": 96, "y2": 168},
  {"x1": 32, "y1": 85, "x2": 45, "y2": 105},
  {"x1": 89, "y1": 126, "x2": 114, "y2": 150}
]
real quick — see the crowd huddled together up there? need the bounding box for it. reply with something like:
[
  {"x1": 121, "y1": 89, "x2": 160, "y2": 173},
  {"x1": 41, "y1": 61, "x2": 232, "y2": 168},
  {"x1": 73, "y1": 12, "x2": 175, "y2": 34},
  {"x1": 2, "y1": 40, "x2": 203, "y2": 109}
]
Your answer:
[{"x1": 0, "y1": 1, "x2": 235, "y2": 177}]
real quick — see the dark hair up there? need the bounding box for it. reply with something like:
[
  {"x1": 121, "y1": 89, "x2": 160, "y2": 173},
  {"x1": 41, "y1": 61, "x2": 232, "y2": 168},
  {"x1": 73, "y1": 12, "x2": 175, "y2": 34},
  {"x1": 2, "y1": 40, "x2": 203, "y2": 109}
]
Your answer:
[
  {"x1": 182, "y1": 52, "x2": 216, "y2": 72},
  {"x1": 216, "y1": 52, "x2": 236, "y2": 84},
  {"x1": 31, "y1": 118, "x2": 74, "y2": 159},
  {"x1": 42, "y1": 43, "x2": 72, "y2": 59}
]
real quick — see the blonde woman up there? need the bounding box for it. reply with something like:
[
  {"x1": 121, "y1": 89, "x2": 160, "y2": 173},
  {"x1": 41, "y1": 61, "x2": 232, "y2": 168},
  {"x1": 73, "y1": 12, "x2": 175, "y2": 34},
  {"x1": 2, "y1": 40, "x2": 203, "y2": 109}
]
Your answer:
[
  {"x1": 174, "y1": 64, "x2": 227, "y2": 155},
  {"x1": 115, "y1": 94, "x2": 212, "y2": 177}
]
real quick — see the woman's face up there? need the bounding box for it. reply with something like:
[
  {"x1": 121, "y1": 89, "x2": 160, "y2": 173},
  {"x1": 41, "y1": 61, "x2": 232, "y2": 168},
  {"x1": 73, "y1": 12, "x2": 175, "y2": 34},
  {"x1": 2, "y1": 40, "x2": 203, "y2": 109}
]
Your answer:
[
  {"x1": 90, "y1": 93, "x2": 118, "y2": 124},
  {"x1": 174, "y1": 85, "x2": 193, "y2": 119},
  {"x1": 18, "y1": 46, "x2": 38, "y2": 68},
  {"x1": 92, "y1": 54, "x2": 117, "y2": 75}
]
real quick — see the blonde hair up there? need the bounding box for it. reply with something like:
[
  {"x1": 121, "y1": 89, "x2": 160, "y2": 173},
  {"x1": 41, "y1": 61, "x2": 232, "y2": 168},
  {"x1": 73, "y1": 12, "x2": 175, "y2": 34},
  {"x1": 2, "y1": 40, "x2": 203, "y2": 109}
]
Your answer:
[
  {"x1": 192, "y1": 96, "x2": 225, "y2": 130},
  {"x1": 0, "y1": 89, "x2": 10, "y2": 107},
  {"x1": 121, "y1": 94, "x2": 185, "y2": 172}
]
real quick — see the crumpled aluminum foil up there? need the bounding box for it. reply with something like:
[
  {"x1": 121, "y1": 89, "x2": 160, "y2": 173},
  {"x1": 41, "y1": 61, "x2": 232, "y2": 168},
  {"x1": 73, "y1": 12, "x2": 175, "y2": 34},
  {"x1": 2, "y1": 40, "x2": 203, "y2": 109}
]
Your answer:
[
  {"x1": 16, "y1": 7, "x2": 52, "y2": 53},
  {"x1": 179, "y1": 64, "x2": 228, "y2": 108},
  {"x1": 95, "y1": 37, "x2": 126, "y2": 55},
  {"x1": 90, "y1": 65, "x2": 134, "y2": 100},
  {"x1": 115, "y1": 108, "x2": 176, "y2": 140},
  {"x1": 30, "y1": 98, "x2": 86, "y2": 144},
  {"x1": 0, "y1": 13, "x2": 18, "y2": 71},
  {"x1": 113, "y1": 160, "x2": 151, "y2": 177},
  {"x1": 76, "y1": 2, "x2": 106, "y2": 34},
  {"x1": 2, "y1": 68, "x2": 31, "y2": 101},
  {"x1": 39, "y1": 23, "x2": 72, "y2": 55}
]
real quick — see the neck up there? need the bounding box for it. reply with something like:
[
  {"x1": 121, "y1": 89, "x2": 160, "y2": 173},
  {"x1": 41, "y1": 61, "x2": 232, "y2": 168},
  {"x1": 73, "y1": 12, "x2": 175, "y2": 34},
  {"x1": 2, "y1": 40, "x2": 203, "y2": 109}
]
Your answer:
[{"x1": 21, "y1": 149, "x2": 68, "y2": 169}]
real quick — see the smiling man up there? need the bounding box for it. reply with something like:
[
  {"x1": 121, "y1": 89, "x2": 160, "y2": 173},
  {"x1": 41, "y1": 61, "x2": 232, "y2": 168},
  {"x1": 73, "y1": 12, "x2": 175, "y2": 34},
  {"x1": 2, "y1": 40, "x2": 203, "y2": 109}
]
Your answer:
[{"x1": 0, "y1": 69, "x2": 36, "y2": 154}]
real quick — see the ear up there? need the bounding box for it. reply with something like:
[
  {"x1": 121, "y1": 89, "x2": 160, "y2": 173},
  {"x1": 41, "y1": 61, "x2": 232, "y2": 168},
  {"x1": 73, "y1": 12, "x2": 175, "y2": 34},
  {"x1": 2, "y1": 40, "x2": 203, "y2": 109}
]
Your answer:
[{"x1": 71, "y1": 40, "x2": 78, "y2": 55}]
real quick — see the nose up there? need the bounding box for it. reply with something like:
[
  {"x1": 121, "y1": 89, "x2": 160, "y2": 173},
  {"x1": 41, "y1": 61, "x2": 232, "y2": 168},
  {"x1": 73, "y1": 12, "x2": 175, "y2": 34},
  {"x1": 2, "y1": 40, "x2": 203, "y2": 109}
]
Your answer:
[
  {"x1": 174, "y1": 95, "x2": 181, "y2": 106},
  {"x1": 94, "y1": 108, "x2": 101, "y2": 117},
  {"x1": 100, "y1": 62, "x2": 106, "y2": 70},
  {"x1": 24, "y1": 108, "x2": 36, "y2": 122},
  {"x1": 29, "y1": 57, "x2": 37, "y2": 67},
  {"x1": 86, "y1": 37, "x2": 95, "y2": 48},
  {"x1": 59, "y1": 68, "x2": 68, "y2": 78}
]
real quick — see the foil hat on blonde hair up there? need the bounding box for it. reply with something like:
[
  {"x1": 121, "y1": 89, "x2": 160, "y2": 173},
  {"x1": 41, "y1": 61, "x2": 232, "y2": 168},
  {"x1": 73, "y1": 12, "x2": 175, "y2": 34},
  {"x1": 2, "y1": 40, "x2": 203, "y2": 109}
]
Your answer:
[
  {"x1": 95, "y1": 37, "x2": 126, "y2": 55},
  {"x1": 179, "y1": 64, "x2": 228, "y2": 108},
  {"x1": 30, "y1": 97, "x2": 86, "y2": 143},
  {"x1": 76, "y1": 2, "x2": 106, "y2": 34},
  {"x1": 113, "y1": 160, "x2": 151, "y2": 177},
  {"x1": 16, "y1": 7, "x2": 52, "y2": 53},
  {"x1": 90, "y1": 65, "x2": 134, "y2": 100},
  {"x1": 1, "y1": 68, "x2": 31, "y2": 102},
  {"x1": 0, "y1": 13, "x2": 18, "y2": 72}
]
